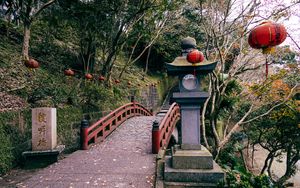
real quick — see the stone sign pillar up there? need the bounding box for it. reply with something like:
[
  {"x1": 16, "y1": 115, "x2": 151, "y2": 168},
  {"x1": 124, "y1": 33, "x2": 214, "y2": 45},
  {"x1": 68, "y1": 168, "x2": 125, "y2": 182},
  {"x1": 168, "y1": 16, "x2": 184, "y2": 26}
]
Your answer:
[
  {"x1": 32, "y1": 108, "x2": 57, "y2": 151},
  {"x1": 22, "y1": 107, "x2": 63, "y2": 168}
]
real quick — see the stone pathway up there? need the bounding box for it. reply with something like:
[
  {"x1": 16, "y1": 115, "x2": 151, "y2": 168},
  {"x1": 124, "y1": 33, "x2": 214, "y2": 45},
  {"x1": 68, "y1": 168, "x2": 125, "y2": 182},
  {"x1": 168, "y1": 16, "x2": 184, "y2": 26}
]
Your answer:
[{"x1": 16, "y1": 116, "x2": 161, "y2": 188}]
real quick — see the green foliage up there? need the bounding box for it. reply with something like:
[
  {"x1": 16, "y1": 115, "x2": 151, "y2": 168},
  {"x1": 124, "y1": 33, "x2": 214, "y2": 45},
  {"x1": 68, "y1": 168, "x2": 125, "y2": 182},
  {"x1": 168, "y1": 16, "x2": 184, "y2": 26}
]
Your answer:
[
  {"x1": 253, "y1": 175, "x2": 273, "y2": 188},
  {"x1": 0, "y1": 110, "x2": 31, "y2": 175},
  {"x1": 56, "y1": 107, "x2": 83, "y2": 152},
  {"x1": 218, "y1": 132, "x2": 247, "y2": 169},
  {"x1": 0, "y1": 124, "x2": 14, "y2": 175},
  {"x1": 221, "y1": 80, "x2": 242, "y2": 109},
  {"x1": 218, "y1": 134, "x2": 274, "y2": 188},
  {"x1": 214, "y1": 79, "x2": 243, "y2": 119},
  {"x1": 244, "y1": 99, "x2": 299, "y2": 186},
  {"x1": 218, "y1": 169, "x2": 273, "y2": 188},
  {"x1": 81, "y1": 83, "x2": 118, "y2": 112}
]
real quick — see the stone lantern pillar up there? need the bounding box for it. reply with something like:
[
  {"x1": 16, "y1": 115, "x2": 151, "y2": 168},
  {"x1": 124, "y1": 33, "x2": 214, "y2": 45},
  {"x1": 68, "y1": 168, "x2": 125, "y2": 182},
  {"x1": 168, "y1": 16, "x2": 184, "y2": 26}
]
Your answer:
[{"x1": 163, "y1": 37, "x2": 224, "y2": 186}]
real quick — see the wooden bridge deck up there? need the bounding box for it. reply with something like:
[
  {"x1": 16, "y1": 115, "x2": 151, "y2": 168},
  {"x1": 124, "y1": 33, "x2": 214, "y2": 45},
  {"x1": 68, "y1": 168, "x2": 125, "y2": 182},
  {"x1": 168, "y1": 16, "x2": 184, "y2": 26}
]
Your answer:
[{"x1": 17, "y1": 116, "x2": 161, "y2": 188}]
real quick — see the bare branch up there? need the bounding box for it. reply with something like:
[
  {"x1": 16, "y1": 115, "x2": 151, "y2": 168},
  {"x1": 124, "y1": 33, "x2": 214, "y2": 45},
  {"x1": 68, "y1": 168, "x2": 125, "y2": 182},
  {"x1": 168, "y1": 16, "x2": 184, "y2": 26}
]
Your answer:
[
  {"x1": 219, "y1": 104, "x2": 254, "y2": 149},
  {"x1": 202, "y1": 78, "x2": 212, "y2": 150},
  {"x1": 223, "y1": 115, "x2": 232, "y2": 140},
  {"x1": 287, "y1": 32, "x2": 300, "y2": 51},
  {"x1": 31, "y1": 0, "x2": 56, "y2": 20}
]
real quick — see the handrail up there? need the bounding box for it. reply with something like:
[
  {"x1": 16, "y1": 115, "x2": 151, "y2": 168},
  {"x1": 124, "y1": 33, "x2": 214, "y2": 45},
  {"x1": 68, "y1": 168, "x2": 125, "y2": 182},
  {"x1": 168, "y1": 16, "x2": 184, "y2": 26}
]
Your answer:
[
  {"x1": 81, "y1": 102, "x2": 152, "y2": 150},
  {"x1": 152, "y1": 103, "x2": 180, "y2": 154}
]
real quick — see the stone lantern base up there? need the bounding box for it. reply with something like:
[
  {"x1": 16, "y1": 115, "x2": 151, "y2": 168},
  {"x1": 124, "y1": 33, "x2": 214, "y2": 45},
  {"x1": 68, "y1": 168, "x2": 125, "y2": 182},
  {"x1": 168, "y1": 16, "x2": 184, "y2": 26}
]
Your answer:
[{"x1": 161, "y1": 145, "x2": 225, "y2": 187}]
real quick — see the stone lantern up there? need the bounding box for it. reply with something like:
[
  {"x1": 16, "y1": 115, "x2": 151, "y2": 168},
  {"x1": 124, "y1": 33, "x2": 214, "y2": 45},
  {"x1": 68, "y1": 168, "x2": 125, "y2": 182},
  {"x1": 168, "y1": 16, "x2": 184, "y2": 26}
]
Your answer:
[{"x1": 163, "y1": 37, "x2": 224, "y2": 186}]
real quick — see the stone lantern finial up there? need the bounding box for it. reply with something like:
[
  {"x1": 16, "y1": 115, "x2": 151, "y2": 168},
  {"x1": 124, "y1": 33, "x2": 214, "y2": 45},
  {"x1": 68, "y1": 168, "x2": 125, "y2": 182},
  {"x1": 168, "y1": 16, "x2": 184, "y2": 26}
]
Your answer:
[{"x1": 181, "y1": 37, "x2": 197, "y2": 56}]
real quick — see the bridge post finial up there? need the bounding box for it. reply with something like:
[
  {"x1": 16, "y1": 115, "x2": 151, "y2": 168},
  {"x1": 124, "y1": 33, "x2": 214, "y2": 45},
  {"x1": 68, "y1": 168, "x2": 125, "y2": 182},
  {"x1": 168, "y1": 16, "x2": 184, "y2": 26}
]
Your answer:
[
  {"x1": 152, "y1": 120, "x2": 160, "y2": 154},
  {"x1": 130, "y1": 95, "x2": 135, "y2": 103},
  {"x1": 81, "y1": 119, "x2": 89, "y2": 150}
]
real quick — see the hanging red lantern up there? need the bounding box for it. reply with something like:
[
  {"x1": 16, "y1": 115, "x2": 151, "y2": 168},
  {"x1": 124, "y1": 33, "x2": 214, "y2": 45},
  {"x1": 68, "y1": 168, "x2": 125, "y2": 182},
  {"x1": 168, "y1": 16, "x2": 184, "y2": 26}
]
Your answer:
[
  {"x1": 115, "y1": 79, "x2": 120, "y2": 84},
  {"x1": 24, "y1": 58, "x2": 39, "y2": 69},
  {"x1": 248, "y1": 21, "x2": 287, "y2": 54},
  {"x1": 64, "y1": 69, "x2": 75, "y2": 76},
  {"x1": 99, "y1": 75, "x2": 105, "y2": 81},
  {"x1": 248, "y1": 21, "x2": 287, "y2": 78},
  {"x1": 186, "y1": 50, "x2": 204, "y2": 64},
  {"x1": 85, "y1": 73, "x2": 93, "y2": 80}
]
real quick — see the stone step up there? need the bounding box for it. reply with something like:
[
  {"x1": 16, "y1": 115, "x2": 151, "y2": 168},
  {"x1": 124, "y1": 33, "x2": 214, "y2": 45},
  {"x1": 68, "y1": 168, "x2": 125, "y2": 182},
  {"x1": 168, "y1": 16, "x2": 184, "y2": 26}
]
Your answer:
[
  {"x1": 164, "y1": 156, "x2": 225, "y2": 184},
  {"x1": 160, "y1": 109, "x2": 169, "y2": 113},
  {"x1": 156, "y1": 110, "x2": 169, "y2": 117},
  {"x1": 157, "y1": 113, "x2": 167, "y2": 117},
  {"x1": 164, "y1": 181, "x2": 219, "y2": 188}
]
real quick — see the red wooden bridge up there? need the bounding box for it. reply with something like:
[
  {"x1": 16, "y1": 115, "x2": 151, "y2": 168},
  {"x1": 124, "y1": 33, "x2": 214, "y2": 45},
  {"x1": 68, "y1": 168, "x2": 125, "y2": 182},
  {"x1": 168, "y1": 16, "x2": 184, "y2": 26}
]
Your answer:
[{"x1": 17, "y1": 100, "x2": 180, "y2": 188}]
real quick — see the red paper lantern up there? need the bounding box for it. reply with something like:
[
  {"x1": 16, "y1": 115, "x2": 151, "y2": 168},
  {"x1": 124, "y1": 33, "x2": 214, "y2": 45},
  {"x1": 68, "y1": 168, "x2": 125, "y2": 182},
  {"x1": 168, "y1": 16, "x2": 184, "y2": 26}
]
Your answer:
[
  {"x1": 64, "y1": 69, "x2": 75, "y2": 76},
  {"x1": 85, "y1": 73, "x2": 93, "y2": 80},
  {"x1": 115, "y1": 79, "x2": 120, "y2": 84},
  {"x1": 24, "y1": 58, "x2": 39, "y2": 69},
  {"x1": 248, "y1": 21, "x2": 287, "y2": 78},
  {"x1": 99, "y1": 75, "x2": 105, "y2": 81},
  {"x1": 186, "y1": 50, "x2": 204, "y2": 64},
  {"x1": 248, "y1": 21, "x2": 287, "y2": 52}
]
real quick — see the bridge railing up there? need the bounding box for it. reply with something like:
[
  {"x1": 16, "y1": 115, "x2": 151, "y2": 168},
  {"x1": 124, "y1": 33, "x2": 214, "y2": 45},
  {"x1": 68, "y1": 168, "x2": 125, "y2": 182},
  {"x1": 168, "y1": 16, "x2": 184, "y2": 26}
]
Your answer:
[
  {"x1": 152, "y1": 103, "x2": 180, "y2": 154},
  {"x1": 81, "y1": 102, "x2": 152, "y2": 150}
]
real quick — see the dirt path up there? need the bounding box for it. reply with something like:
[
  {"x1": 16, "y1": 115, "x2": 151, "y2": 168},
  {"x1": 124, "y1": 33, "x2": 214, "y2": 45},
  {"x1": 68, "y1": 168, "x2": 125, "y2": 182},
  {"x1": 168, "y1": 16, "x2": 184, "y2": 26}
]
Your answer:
[{"x1": 248, "y1": 145, "x2": 300, "y2": 187}]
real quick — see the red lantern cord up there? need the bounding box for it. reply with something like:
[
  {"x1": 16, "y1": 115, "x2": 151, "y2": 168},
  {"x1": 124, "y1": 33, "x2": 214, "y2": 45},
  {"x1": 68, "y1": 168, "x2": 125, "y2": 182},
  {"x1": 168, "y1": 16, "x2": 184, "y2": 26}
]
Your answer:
[{"x1": 265, "y1": 57, "x2": 268, "y2": 79}]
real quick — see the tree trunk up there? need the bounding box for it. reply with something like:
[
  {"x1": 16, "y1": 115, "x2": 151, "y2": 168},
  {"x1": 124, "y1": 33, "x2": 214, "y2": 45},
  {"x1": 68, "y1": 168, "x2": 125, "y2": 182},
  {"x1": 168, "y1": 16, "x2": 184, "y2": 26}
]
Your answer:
[
  {"x1": 101, "y1": 53, "x2": 114, "y2": 77},
  {"x1": 260, "y1": 152, "x2": 273, "y2": 175},
  {"x1": 276, "y1": 146, "x2": 299, "y2": 186},
  {"x1": 267, "y1": 155, "x2": 274, "y2": 178},
  {"x1": 144, "y1": 45, "x2": 152, "y2": 74},
  {"x1": 201, "y1": 78, "x2": 212, "y2": 150},
  {"x1": 209, "y1": 76, "x2": 220, "y2": 154},
  {"x1": 22, "y1": 22, "x2": 31, "y2": 61},
  {"x1": 80, "y1": 37, "x2": 95, "y2": 73},
  {"x1": 104, "y1": 55, "x2": 117, "y2": 86},
  {"x1": 251, "y1": 144, "x2": 255, "y2": 168}
]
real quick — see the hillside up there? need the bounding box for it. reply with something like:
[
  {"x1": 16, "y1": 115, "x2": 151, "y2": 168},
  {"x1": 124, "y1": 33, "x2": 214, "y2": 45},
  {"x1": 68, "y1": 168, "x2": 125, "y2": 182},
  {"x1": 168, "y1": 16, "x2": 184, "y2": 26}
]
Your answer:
[{"x1": 0, "y1": 18, "x2": 175, "y2": 175}]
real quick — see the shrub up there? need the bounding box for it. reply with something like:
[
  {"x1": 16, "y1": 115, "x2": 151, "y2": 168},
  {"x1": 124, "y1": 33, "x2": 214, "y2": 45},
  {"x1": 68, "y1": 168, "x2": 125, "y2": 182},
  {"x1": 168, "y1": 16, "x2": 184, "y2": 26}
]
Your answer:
[{"x1": 0, "y1": 124, "x2": 14, "y2": 175}]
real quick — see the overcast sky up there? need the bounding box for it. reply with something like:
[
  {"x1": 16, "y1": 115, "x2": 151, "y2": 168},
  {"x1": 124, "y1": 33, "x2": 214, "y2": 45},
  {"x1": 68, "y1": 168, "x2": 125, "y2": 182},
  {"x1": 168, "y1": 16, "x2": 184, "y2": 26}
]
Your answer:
[
  {"x1": 264, "y1": 0, "x2": 300, "y2": 51},
  {"x1": 236, "y1": 0, "x2": 300, "y2": 52}
]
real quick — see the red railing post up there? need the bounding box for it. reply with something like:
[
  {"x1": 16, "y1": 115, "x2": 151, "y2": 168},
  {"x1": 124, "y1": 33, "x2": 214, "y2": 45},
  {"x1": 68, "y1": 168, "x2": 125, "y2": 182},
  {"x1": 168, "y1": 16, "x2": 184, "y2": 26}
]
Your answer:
[
  {"x1": 152, "y1": 120, "x2": 160, "y2": 154},
  {"x1": 131, "y1": 95, "x2": 136, "y2": 116},
  {"x1": 81, "y1": 119, "x2": 89, "y2": 150}
]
